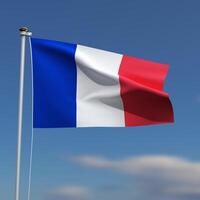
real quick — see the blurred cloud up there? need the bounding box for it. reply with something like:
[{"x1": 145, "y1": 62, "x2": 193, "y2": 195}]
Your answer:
[
  {"x1": 49, "y1": 185, "x2": 91, "y2": 200},
  {"x1": 72, "y1": 155, "x2": 200, "y2": 199}
]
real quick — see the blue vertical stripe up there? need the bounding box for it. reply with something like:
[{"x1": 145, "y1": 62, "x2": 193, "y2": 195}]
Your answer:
[{"x1": 31, "y1": 38, "x2": 77, "y2": 128}]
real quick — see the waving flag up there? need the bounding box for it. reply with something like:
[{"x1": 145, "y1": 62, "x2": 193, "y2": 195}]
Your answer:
[{"x1": 31, "y1": 38, "x2": 174, "y2": 128}]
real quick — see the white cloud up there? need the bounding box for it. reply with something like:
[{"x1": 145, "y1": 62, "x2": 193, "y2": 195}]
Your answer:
[
  {"x1": 50, "y1": 186, "x2": 91, "y2": 199},
  {"x1": 72, "y1": 155, "x2": 112, "y2": 168},
  {"x1": 72, "y1": 155, "x2": 200, "y2": 198}
]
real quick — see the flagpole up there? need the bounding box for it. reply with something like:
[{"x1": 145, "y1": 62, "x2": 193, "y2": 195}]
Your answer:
[{"x1": 15, "y1": 27, "x2": 32, "y2": 200}]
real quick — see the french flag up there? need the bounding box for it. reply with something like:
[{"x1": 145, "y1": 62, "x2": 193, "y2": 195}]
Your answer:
[{"x1": 31, "y1": 38, "x2": 174, "y2": 128}]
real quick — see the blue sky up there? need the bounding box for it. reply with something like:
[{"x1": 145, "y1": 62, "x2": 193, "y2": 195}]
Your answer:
[{"x1": 0, "y1": 0, "x2": 200, "y2": 200}]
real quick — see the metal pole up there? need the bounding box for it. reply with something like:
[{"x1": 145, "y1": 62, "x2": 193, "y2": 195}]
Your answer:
[{"x1": 15, "y1": 27, "x2": 32, "y2": 200}]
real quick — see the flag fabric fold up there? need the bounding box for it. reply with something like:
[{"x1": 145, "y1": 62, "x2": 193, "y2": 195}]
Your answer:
[{"x1": 31, "y1": 38, "x2": 174, "y2": 128}]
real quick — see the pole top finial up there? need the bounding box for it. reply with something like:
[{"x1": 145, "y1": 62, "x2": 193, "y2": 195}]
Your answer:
[
  {"x1": 19, "y1": 27, "x2": 32, "y2": 37},
  {"x1": 19, "y1": 27, "x2": 29, "y2": 32}
]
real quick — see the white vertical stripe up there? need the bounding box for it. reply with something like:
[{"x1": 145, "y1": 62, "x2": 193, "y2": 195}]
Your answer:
[{"x1": 75, "y1": 45, "x2": 125, "y2": 127}]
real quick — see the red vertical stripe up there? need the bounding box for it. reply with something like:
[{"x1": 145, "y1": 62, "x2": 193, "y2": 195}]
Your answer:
[{"x1": 118, "y1": 55, "x2": 174, "y2": 127}]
